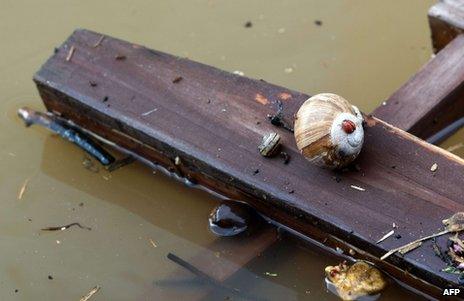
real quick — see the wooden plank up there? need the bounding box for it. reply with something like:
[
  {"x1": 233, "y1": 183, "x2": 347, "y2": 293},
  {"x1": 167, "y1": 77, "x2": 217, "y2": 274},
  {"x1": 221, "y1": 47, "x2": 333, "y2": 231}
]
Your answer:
[
  {"x1": 429, "y1": 0, "x2": 464, "y2": 53},
  {"x1": 34, "y1": 29, "x2": 464, "y2": 298},
  {"x1": 371, "y1": 34, "x2": 464, "y2": 139}
]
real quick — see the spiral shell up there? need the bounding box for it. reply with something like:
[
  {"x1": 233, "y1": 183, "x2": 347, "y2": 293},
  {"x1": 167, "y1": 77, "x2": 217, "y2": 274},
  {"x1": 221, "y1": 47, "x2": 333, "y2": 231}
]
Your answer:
[{"x1": 294, "y1": 93, "x2": 364, "y2": 169}]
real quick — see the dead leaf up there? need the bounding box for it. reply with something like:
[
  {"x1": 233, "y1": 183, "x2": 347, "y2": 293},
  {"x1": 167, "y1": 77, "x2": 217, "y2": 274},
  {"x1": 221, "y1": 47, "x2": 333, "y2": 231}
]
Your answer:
[{"x1": 443, "y1": 212, "x2": 464, "y2": 232}]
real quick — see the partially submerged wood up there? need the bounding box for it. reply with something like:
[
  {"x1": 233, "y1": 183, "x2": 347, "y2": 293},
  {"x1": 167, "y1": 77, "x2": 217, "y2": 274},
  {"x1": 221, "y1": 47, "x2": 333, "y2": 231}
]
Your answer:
[
  {"x1": 372, "y1": 34, "x2": 464, "y2": 139},
  {"x1": 34, "y1": 29, "x2": 464, "y2": 298},
  {"x1": 429, "y1": 0, "x2": 464, "y2": 53},
  {"x1": 139, "y1": 226, "x2": 278, "y2": 300}
]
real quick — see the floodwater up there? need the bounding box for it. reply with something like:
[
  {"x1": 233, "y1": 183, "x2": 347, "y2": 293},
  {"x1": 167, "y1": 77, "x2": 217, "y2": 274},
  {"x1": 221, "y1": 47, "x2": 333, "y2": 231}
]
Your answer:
[{"x1": 1, "y1": 0, "x2": 456, "y2": 300}]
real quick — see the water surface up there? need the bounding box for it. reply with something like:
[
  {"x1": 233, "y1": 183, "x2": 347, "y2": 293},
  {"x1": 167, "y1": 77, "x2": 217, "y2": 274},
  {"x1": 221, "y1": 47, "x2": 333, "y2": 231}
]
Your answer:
[{"x1": 0, "y1": 0, "x2": 446, "y2": 300}]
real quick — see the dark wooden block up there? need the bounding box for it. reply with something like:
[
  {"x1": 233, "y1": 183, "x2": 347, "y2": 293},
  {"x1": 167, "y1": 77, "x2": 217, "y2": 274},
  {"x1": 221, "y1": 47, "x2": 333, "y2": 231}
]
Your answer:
[{"x1": 429, "y1": 0, "x2": 464, "y2": 53}]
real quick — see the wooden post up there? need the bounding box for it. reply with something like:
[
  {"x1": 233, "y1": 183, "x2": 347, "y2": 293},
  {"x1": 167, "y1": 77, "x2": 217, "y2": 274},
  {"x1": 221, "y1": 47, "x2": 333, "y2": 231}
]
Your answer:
[
  {"x1": 429, "y1": 0, "x2": 464, "y2": 53},
  {"x1": 34, "y1": 29, "x2": 464, "y2": 298},
  {"x1": 372, "y1": 34, "x2": 464, "y2": 139}
]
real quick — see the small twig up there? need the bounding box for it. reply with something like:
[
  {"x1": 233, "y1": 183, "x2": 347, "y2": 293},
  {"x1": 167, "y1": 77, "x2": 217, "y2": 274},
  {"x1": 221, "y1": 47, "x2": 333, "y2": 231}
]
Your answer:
[
  {"x1": 149, "y1": 239, "x2": 158, "y2": 248},
  {"x1": 381, "y1": 229, "x2": 450, "y2": 260},
  {"x1": 79, "y1": 286, "x2": 101, "y2": 301},
  {"x1": 350, "y1": 185, "x2": 365, "y2": 191},
  {"x1": 376, "y1": 230, "x2": 395, "y2": 244},
  {"x1": 398, "y1": 241, "x2": 422, "y2": 255},
  {"x1": 41, "y1": 222, "x2": 92, "y2": 232},
  {"x1": 141, "y1": 108, "x2": 157, "y2": 116},
  {"x1": 93, "y1": 35, "x2": 105, "y2": 48},
  {"x1": 66, "y1": 46, "x2": 75, "y2": 62},
  {"x1": 17, "y1": 178, "x2": 30, "y2": 200}
]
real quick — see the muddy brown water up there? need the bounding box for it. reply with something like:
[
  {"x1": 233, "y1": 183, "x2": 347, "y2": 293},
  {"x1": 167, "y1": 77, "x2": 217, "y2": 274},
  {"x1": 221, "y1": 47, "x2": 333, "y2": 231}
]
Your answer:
[{"x1": 1, "y1": 0, "x2": 459, "y2": 300}]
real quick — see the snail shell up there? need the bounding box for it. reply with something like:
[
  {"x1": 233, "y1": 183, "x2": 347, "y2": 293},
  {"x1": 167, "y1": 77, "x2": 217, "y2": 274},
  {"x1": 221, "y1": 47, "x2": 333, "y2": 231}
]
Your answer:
[
  {"x1": 258, "y1": 132, "x2": 281, "y2": 157},
  {"x1": 294, "y1": 93, "x2": 364, "y2": 169}
]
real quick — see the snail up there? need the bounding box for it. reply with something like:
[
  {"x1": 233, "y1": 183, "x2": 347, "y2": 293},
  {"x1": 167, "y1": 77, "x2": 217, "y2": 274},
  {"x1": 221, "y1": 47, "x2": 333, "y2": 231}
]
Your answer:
[
  {"x1": 294, "y1": 93, "x2": 364, "y2": 169},
  {"x1": 325, "y1": 261, "x2": 387, "y2": 301},
  {"x1": 258, "y1": 132, "x2": 281, "y2": 157}
]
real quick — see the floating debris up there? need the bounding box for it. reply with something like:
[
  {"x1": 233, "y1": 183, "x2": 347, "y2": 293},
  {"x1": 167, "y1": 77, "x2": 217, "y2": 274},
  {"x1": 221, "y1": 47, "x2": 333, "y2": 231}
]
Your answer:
[
  {"x1": 93, "y1": 35, "x2": 105, "y2": 48},
  {"x1": 244, "y1": 21, "x2": 252, "y2": 28},
  {"x1": 149, "y1": 238, "x2": 158, "y2": 248},
  {"x1": 41, "y1": 222, "x2": 91, "y2": 232},
  {"x1": 284, "y1": 67, "x2": 293, "y2": 74},
  {"x1": 17, "y1": 178, "x2": 29, "y2": 200},
  {"x1": 233, "y1": 70, "x2": 245, "y2": 76},
  {"x1": 314, "y1": 20, "x2": 323, "y2": 26},
  {"x1": 325, "y1": 261, "x2": 387, "y2": 301},
  {"x1": 443, "y1": 212, "x2": 464, "y2": 232},
  {"x1": 79, "y1": 286, "x2": 101, "y2": 301},
  {"x1": 376, "y1": 230, "x2": 395, "y2": 244},
  {"x1": 277, "y1": 28, "x2": 286, "y2": 34},
  {"x1": 66, "y1": 46, "x2": 75, "y2": 62},
  {"x1": 382, "y1": 212, "x2": 464, "y2": 260},
  {"x1": 350, "y1": 185, "x2": 365, "y2": 192},
  {"x1": 430, "y1": 163, "x2": 438, "y2": 172}
]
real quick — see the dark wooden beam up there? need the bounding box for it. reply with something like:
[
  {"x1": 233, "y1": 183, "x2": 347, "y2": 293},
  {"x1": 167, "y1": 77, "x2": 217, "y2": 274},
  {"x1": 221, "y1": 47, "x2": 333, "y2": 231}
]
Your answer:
[
  {"x1": 372, "y1": 34, "x2": 464, "y2": 139},
  {"x1": 429, "y1": 0, "x2": 464, "y2": 53},
  {"x1": 34, "y1": 29, "x2": 464, "y2": 298}
]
